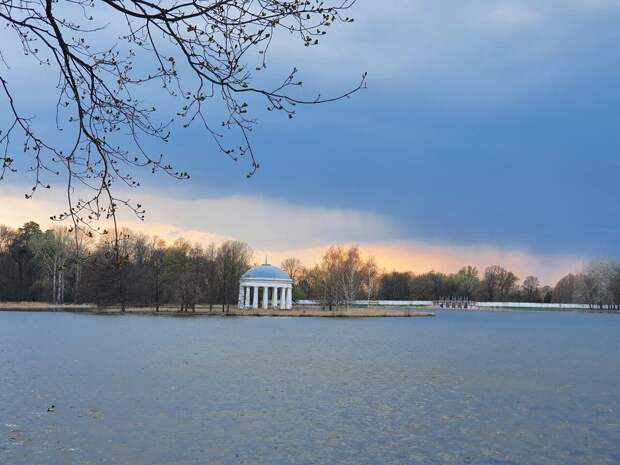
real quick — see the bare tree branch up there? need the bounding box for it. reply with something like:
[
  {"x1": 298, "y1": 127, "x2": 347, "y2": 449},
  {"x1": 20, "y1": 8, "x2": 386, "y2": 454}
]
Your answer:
[{"x1": 0, "y1": 0, "x2": 366, "y2": 247}]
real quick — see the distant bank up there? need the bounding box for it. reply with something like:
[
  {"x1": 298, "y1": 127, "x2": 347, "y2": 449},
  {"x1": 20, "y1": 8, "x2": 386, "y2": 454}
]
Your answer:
[
  {"x1": 2, "y1": 301, "x2": 617, "y2": 315},
  {"x1": 0, "y1": 302, "x2": 434, "y2": 318}
]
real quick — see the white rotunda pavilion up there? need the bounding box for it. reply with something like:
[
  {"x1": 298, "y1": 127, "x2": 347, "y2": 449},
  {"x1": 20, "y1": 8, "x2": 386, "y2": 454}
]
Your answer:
[{"x1": 238, "y1": 264, "x2": 293, "y2": 310}]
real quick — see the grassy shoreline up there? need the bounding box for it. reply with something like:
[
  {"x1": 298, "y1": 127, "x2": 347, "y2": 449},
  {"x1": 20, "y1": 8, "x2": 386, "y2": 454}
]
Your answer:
[{"x1": 0, "y1": 302, "x2": 435, "y2": 317}]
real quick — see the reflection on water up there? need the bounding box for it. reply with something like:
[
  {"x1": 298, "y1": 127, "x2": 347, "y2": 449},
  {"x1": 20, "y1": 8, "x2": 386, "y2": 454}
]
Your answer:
[{"x1": 1, "y1": 311, "x2": 619, "y2": 465}]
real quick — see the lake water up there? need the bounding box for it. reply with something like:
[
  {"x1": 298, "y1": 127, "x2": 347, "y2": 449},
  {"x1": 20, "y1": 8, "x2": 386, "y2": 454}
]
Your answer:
[{"x1": 1, "y1": 310, "x2": 619, "y2": 465}]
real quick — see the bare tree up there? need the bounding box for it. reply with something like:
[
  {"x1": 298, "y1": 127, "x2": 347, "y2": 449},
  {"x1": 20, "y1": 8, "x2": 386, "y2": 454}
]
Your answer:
[
  {"x1": 163, "y1": 238, "x2": 192, "y2": 311},
  {"x1": 363, "y1": 255, "x2": 379, "y2": 306},
  {"x1": 317, "y1": 245, "x2": 367, "y2": 309},
  {"x1": 296, "y1": 264, "x2": 320, "y2": 300},
  {"x1": 378, "y1": 271, "x2": 412, "y2": 300},
  {"x1": 553, "y1": 273, "x2": 578, "y2": 303},
  {"x1": 521, "y1": 275, "x2": 540, "y2": 302},
  {"x1": 577, "y1": 260, "x2": 620, "y2": 309},
  {"x1": 30, "y1": 226, "x2": 72, "y2": 303},
  {"x1": 576, "y1": 272, "x2": 599, "y2": 307},
  {"x1": 281, "y1": 257, "x2": 302, "y2": 285},
  {"x1": 201, "y1": 243, "x2": 218, "y2": 311},
  {"x1": 481, "y1": 265, "x2": 518, "y2": 302},
  {"x1": 410, "y1": 271, "x2": 447, "y2": 301},
  {"x1": 318, "y1": 246, "x2": 343, "y2": 310},
  {"x1": 182, "y1": 244, "x2": 208, "y2": 311},
  {"x1": 0, "y1": 0, "x2": 366, "y2": 246},
  {"x1": 216, "y1": 240, "x2": 252, "y2": 312},
  {"x1": 451, "y1": 265, "x2": 480, "y2": 299},
  {"x1": 608, "y1": 264, "x2": 620, "y2": 310},
  {"x1": 146, "y1": 236, "x2": 166, "y2": 311},
  {"x1": 339, "y1": 246, "x2": 365, "y2": 307},
  {"x1": 70, "y1": 226, "x2": 93, "y2": 302}
]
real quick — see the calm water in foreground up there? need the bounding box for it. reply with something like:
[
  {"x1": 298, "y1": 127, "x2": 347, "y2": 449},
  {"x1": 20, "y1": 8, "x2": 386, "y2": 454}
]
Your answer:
[{"x1": 1, "y1": 311, "x2": 619, "y2": 465}]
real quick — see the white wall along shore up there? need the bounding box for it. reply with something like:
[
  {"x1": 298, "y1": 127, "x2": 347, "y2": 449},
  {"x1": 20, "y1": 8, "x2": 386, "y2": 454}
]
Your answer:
[{"x1": 297, "y1": 300, "x2": 601, "y2": 310}]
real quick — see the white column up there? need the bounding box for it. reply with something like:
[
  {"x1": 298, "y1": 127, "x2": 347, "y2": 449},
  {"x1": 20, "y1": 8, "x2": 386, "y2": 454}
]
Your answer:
[
  {"x1": 287, "y1": 286, "x2": 293, "y2": 309},
  {"x1": 252, "y1": 286, "x2": 259, "y2": 308},
  {"x1": 262, "y1": 286, "x2": 268, "y2": 309},
  {"x1": 279, "y1": 287, "x2": 286, "y2": 309},
  {"x1": 238, "y1": 286, "x2": 244, "y2": 308},
  {"x1": 244, "y1": 286, "x2": 250, "y2": 308},
  {"x1": 272, "y1": 286, "x2": 278, "y2": 308}
]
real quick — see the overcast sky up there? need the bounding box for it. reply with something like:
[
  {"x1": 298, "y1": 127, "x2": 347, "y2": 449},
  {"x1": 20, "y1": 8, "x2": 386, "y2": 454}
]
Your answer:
[{"x1": 2, "y1": 0, "x2": 620, "y2": 283}]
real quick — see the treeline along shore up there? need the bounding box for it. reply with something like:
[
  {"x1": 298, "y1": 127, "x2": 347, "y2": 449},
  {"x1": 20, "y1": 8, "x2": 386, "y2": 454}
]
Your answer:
[{"x1": 2, "y1": 221, "x2": 620, "y2": 313}]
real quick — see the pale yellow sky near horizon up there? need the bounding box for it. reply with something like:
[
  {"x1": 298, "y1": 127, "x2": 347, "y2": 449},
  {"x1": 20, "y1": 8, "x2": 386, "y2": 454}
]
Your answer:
[{"x1": 0, "y1": 187, "x2": 585, "y2": 285}]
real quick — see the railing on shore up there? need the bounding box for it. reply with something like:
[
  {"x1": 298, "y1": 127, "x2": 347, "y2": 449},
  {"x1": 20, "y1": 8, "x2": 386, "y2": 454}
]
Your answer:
[
  {"x1": 434, "y1": 297, "x2": 476, "y2": 309},
  {"x1": 295, "y1": 299, "x2": 620, "y2": 312},
  {"x1": 296, "y1": 300, "x2": 433, "y2": 307},
  {"x1": 476, "y1": 302, "x2": 620, "y2": 312}
]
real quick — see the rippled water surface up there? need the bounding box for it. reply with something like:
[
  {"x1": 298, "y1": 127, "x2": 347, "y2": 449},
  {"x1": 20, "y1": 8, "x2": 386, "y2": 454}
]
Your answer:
[{"x1": 1, "y1": 311, "x2": 619, "y2": 465}]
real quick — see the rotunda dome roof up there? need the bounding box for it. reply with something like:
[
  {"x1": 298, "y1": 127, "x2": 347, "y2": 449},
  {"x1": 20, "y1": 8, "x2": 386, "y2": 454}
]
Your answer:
[{"x1": 241, "y1": 264, "x2": 291, "y2": 281}]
